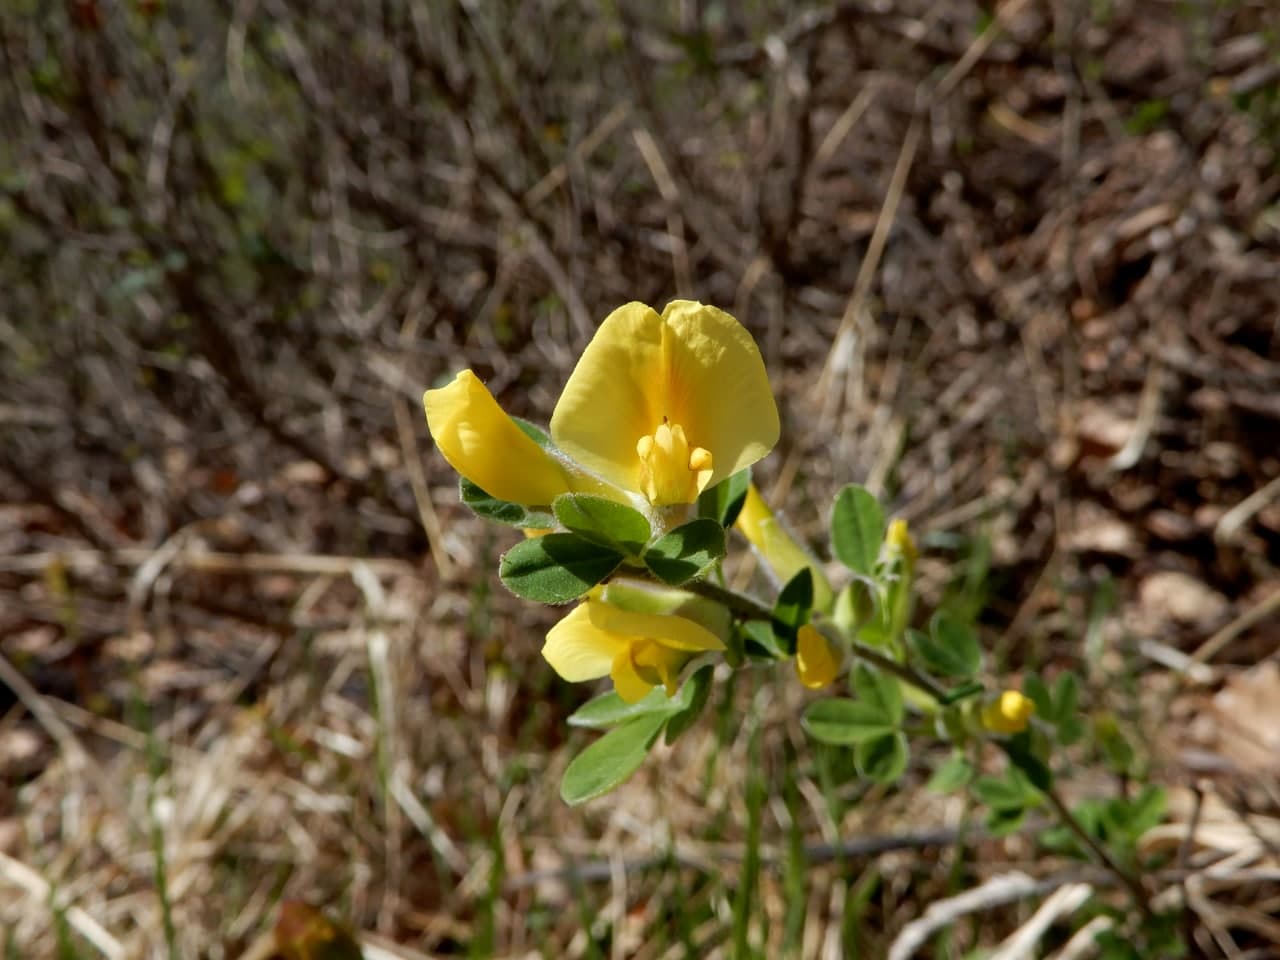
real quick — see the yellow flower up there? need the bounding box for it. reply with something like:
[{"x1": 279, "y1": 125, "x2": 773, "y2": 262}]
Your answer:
[
  {"x1": 795, "y1": 624, "x2": 840, "y2": 689},
  {"x1": 736, "y1": 484, "x2": 834, "y2": 610},
  {"x1": 424, "y1": 301, "x2": 779, "y2": 512},
  {"x1": 542, "y1": 598, "x2": 725, "y2": 703},
  {"x1": 981, "y1": 690, "x2": 1036, "y2": 735}
]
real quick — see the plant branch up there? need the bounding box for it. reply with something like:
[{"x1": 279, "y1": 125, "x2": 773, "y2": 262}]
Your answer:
[
  {"x1": 1041, "y1": 783, "x2": 1153, "y2": 919},
  {"x1": 847, "y1": 637, "x2": 949, "y2": 702},
  {"x1": 685, "y1": 579, "x2": 950, "y2": 702}
]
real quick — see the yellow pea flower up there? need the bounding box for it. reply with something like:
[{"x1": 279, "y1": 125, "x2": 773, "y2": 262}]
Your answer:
[
  {"x1": 736, "y1": 484, "x2": 834, "y2": 611},
  {"x1": 981, "y1": 690, "x2": 1036, "y2": 735},
  {"x1": 795, "y1": 624, "x2": 840, "y2": 689},
  {"x1": 542, "y1": 597, "x2": 726, "y2": 703},
  {"x1": 424, "y1": 301, "x2": 779, "y2": 514}
]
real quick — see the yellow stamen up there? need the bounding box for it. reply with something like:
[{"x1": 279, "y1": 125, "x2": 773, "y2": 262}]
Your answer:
[{"x1": 636, "y1": 421, "x2": 715, "y2": 505}]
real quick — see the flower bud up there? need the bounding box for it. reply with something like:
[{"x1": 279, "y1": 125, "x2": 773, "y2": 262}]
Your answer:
[
  {"x1": 795, "y1": 624, "x2": 840, "y2": 689},
  {"x1": 980, "y1": 690, "x2": 1035, "y2": 735}
]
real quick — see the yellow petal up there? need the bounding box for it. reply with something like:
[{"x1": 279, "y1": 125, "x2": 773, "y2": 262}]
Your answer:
[
  {"x1": 610, "y1": 646, "x2": 656, "y2": 703},
  {"x1": 551, "y1": 301, "x2": 779, "y2": 498},
  {"x1": 424, "y1": 371, "x2": 573, "y2": 506},
  {"x1": 542, "y1": 604, "x2": 623, "y2": 683},
  {"x1": 551, "y1": 302, "x2": 665, "y2": 493},
  {"x1": 587, "y1": 600, "x2": 725, "y2": 653},
  {"x1": 658, "y1": 300, "x2": 779, "y2": 487},
  {"x1": 796, "y1": 624, "x2": 839, "y2": 689}
]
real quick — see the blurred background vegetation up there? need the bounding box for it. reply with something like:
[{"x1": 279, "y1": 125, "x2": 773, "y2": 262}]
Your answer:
[{"x1": 1, "y1": 1, "x2": 1278, "y2": 957}]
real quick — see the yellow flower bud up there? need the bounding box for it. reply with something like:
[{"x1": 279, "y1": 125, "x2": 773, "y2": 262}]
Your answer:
[
  {"x1": 981, "y1": 690, "x2": 1035, "y2": 735},
  {"x1": 885, "y1": 518, "x2": 917, "y2": 565},
  {"x1": 796, "y1": 624, "x2": 840, "y2": 689}
]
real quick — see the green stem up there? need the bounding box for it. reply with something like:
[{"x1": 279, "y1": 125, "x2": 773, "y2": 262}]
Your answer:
[
  {"x1": 1042, "y1": 783, "x2": 1152, "y2": 919},
  {"x1": 685, "y1": 580, "x2": 949, "y2": 702}
]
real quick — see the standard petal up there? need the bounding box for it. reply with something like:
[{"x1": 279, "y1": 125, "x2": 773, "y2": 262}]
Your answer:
[
  {"x1": 542, "y1": 604, "x2": 623, "y2": 682},
  {"x1": 587, "y1": 600, "x2": 724, "y2": 653},
  {"x1": 550, "y1": 302, "x2": 665, "y2": 493},
  {"x1": 424, "y1": 370, "x2": 573, "y2": 506},
  {"x1": 659, "y1": 301, "x2": 779, "y2": 487}
]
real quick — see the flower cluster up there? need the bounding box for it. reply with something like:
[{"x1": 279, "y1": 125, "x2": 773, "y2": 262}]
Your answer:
[
  {"x1": 424, "y1": 300, "x2": 779, "y2": 702},
  {"x1": 422, "y1": 299, "x2": 1062, "y2": 811}
]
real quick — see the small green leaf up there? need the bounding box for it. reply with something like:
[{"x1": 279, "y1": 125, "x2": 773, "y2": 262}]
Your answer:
[
  {"x1": 802, "y1": 698, "x2": 897, "y2": 745},
  {"x1": 499, "y1": 534, "x2": 623, "y2": 603},
  {"x1": 830, "y1": 484, "x2": 885, "y2": 576},
  {"x1": 741, "y1": 620, "x2": 788, "y2": 660},
  {"x1": 926, "y1": 753, "x2": 975, "y2": 793},
  {"x1": 972, "y1": 774, "x2": 1030, "y2": 812},
  {"x1": 665, "y1": 666, "x2": 714, "y2": 745},
  {"x1": 560, "y1": 712, "x2": 668, "y2": 805},
  {"x1": 553, "y1": 493, "x2": 650, "y2": 555},
  {"x1": 698, "y1": 468, "x2": 751, "y2": 527},
  {"x1": 1022, "y1": 673, "x2": 1053, "y2": 719},
  {"x1": 567, "y1": 687, "x2": 674, "y2": 728},
  {"x1": 913, "y1": 615, "x2": 982, "y2": 678},
  {"x1": 771, "y1": 568, "x2": 813, "y2": 655},
  {"x1": 851, "y1": 664, "x2": 904, "y2": 725},
  {"x1": 568, "y1": 665, "x2": 711, "y2": 733},
  {"x1": 644, "y1": 518, "x2": 726, "y2": 585},
  {"x1": 1054, "y1": 672, "x2": 1084, "y2": 745},
  {"x1": 1001, "y1": 732, "x2": 1053, "y2": 792},
  {"x1": 985, "y1": 805, "x2": 1028, "y2": 837},
  {"x1": 856, "y1": 733, "x2": 909, "y2": 783},
  {"x1": 460, "y1": 478, "x2": 556, "y2": 529}
]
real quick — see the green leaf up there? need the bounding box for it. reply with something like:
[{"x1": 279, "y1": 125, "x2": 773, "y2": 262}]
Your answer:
[
  {"x1": 985, "y1": 805, "x2": 1028, "y2": 837},
  {"x1": 771, "y1": 568, "x2": 813, "y2": 655},
  {"x1": 665, "y1": 665, "x2": 714, "y2": 745},
  {"x1": 926, "y1": 753, "x2": 975, "y2": 793},
  {"x1": 1054, "y1": 672, "x2": 1084, "y2": 745},
  {"x1": 830, "y1": 484, "x2": 885, "y2": 576},
  {"x1": 912, "y1": 614, "x2": 982, "y2": 678},
  {"x1": 851, "y1": 664, "x2": 904, "y2": 725},
  {"x1": 560, "y1": 712, "x2": 669, "y2": 805},
  {"x1": 499, "y1": 534, "x2": 623, "y2": 603},
  {"x1": 643, "y1": 518, "x2": 726, "y2": 585},
  {"x1": 697, "y1": 468, "x2": 751, "y2": 527},
  {"x1": 802, "y1": 698, "x2": 898, "y2": 745},
  {"x1": 741, "y1": 620, "x2": 788, "y2": 660},
  {"x1": 1022, "y1": 673, "x2": 1053, "y2": 719},
  {"x1": 567, "y1": 665, "x2": 712, "y2": 736},
  {"x1": 553, "y1": 493, "x2": 650, "y2": 555},
  {"x1": 460, "y1": 478, "x2": 556, "y2": 529},
  {"x1": 855, "y1": 733, "x2": 909, "y2": 783},
  {"x1": 1000, "y1": 732, "x2": 1053, "y2": 792},
  {"x1": 567, "y1": 687, "x2": 675, "y2": 729},
  {"x1": 971, "y1": 774, "x2": 1030, "y2": 812}
]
